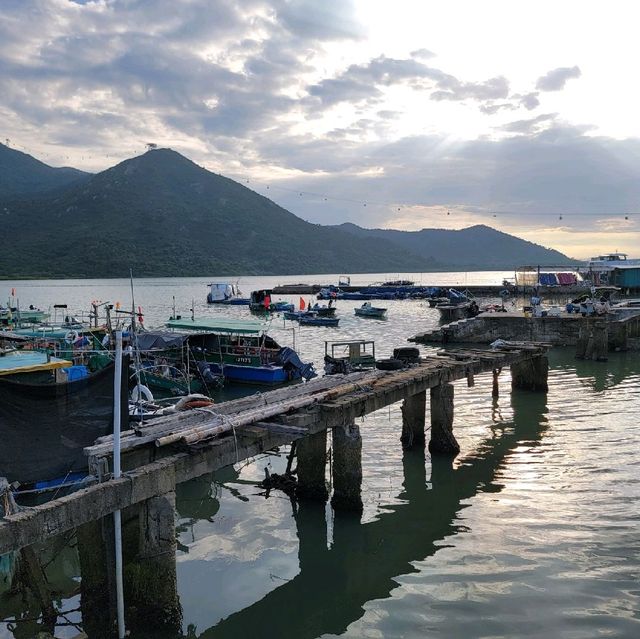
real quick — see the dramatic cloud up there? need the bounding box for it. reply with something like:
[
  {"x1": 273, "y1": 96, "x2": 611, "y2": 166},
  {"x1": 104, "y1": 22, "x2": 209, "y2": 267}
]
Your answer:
[
  {"x1": 0, "y1": 1, "x2": 637, "y2": 258},
  {"x1": 536, "y1": 66, "x2": 582, "y2": 91}
]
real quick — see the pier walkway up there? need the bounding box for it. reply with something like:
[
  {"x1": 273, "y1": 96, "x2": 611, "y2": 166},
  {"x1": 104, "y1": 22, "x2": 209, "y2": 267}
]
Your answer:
[{"x1": 0, "y1": 341, "x2": 549, "y2": 555}]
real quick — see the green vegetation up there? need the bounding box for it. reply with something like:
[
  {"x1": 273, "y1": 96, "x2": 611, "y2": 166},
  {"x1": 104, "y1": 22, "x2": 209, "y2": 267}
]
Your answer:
[{"x1": 0, "y1": 146, "x2": 572, "y2": 278}]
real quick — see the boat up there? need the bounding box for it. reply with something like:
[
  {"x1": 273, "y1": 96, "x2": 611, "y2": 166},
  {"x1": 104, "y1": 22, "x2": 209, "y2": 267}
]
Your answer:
[
  {"x1": 354, "y1": 302, "x2": 387, "y2": 318},
  {"x1": 583, "y1": 253, "x2": 640, "y2": 290},
  {"x1": 154, "y1": 317, "x2": 316, "y2": 386},
  {"x1": 324, "y1": 340, "x2": 376, "y2": 374},
  {"x1": 249, "y1": 289, "x2": 294, "y2": 313},
  {"x1": 206, "y1": 282, "x2": 250, "y2": 305},
  {"x1": 298, "y1": 313, "x2": 340, "y2": 327},
  {"x1": 0, "y1": 348, "x2": 126, "y2": 485},
  {"x1": 310, "y1": 303, "x2": 336, "y2": 317}
]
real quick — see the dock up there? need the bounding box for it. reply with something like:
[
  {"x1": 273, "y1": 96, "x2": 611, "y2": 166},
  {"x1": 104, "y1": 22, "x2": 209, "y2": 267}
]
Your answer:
[
  {"x1": 272, "y1": 283, "x2": 512, "y2": 296},
  {"x1": 0, "y1": 341, "x2": 551, "y2": 555},
  {"x1": 410, "y1": 309, "x2": 640, "y2": 355}
]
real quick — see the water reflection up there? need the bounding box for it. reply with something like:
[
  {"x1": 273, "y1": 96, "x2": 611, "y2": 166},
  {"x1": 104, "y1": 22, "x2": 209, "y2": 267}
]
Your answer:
[
  {"x1": 5, "y1": 348, "x2": 640, "y2": 637},
  {"x1": 198, "y1": 389, "x2": 548, "y2": 638}
]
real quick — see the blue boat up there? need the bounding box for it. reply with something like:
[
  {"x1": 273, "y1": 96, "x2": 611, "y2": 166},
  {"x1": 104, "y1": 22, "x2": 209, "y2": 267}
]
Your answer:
[
  {"x1": 206, "y1": 282, "x2": 250, "y2": 305},
  {"x1": 298, "y1": 313, "x2": 340, "y2": 327},
  {"x1": 164, "y1": 317, "x2": 315, "y2": 385},
  {"x1": 249, "y1": 289, "x2": 294, "y2": 313}
]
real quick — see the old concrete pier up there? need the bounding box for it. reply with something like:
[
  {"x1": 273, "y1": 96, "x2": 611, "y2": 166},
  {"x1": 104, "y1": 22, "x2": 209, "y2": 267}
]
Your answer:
[
  {"x1": 0, "y1": 342, "x2": 550, "y2": 558},
  {"x1": 411, "y1": 309, "x2": 640, "y2": 353}
]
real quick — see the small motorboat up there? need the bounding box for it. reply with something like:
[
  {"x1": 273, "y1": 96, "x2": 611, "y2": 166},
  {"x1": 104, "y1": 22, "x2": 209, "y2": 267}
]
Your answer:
[
  {"x1": 310, "y1": 303, "x2": 337, "y2": 317},
  {"x1": 354, "y1": 302, "x2": 387, "y2": 318},
  {"x1": 298, "y1": 312, "x2": 340, "y2": 327}
]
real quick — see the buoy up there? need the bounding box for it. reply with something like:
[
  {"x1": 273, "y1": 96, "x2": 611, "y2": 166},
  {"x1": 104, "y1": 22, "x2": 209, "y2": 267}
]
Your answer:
[
  {"x1": 64, "y1": 330, "x2": 79, "y2": 344},
  {"x1": 131, "y1": 384, "x2": 154, "y2": 403}
]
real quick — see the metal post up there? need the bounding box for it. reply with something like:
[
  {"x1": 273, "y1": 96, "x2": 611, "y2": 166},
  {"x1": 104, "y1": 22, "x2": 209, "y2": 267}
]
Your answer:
[{"x1": 112, "y1": 330, "x2": 126, "y2": 638}]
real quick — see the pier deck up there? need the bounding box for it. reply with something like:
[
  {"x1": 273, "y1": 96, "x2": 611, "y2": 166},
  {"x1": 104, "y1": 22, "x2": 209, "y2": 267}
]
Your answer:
[{"x1": 0, "y1": 342, "x2": 550, "y2": 554}]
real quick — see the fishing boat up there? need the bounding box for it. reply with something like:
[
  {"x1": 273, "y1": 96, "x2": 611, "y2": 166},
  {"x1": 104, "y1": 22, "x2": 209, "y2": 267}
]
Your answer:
[
  {"x1": 0, "y1": 348, "x2": 126, "y2": 485},
  {"x1": 249, "y1": 289, "x2": 294, "y2": 313},
  {"x1": 298, "y1": 313, "x2": 340, "y2": 327},
  {"x1": 206, "y1": 282, "x2": 250, "y2": 305},
  {"x1": 152, "y1": 317, "x2": 316, "y2": 386},
  {"x1": 354, "y1": 302, "x2": 387, "y2": 318},
  {"x1": 324, "y1": 340, "x2": 376, "y2": 374}
]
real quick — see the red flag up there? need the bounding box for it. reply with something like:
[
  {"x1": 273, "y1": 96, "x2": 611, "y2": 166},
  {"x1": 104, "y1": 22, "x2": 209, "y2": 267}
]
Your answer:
[
  {"x1": 263, "y1": 295, "x2": 271, "y2": 308},
  {"x1": 299, "y1": 297, "x2": 306, "y2": 310}
]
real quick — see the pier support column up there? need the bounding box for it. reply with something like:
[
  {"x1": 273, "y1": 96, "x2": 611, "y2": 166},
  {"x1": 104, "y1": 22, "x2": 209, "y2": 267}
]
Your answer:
[
  {"x1": 401, "y1": 390, "x2": 426, "y2": 449},
  {"x1": 575, "y1": 320, "x2": 590, "y2": 359},
  {"x1": 429, "y1": 383, "x2": 459, "y2": 455},
  {"x1": 296, "y1": 430, "x2": 328, "y2": 501},
  {"x1": 585, "y1": 320, "x2": 608, "y2": 361},
  {"x1": 510, "y1": 356, "x2": 549, "y2": 391},
  {"x1": 492, "y1": 368, "x2": 500, "y2": 398},
  {"x1": 77, "y1": 519, "x2": 115, "y2": 637},
  {"x1": 331, "y1": 420, "x2": 363, "y2": 512},
  {"x1": 125, "y1": 491, "x2": 182, "y2": 637}
]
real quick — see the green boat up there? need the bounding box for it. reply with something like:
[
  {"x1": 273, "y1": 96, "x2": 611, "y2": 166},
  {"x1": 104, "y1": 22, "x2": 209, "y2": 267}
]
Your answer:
[{"x1": 134, "y1": 317, "x2": 315, "y2": 396}]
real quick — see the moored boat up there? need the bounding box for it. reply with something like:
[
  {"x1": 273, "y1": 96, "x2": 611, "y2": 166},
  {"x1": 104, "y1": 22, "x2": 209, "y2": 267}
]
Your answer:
[
  {"x1": 0, "y1": 349, "x2": 127, "y2": 485},
  {"x1": 160, "y1": 317, "x2": 315, "y2": 386},
  {"x1": 206, "y1": 282, "x2": 250, "y2": 305},
  {"x1": 298, "y1": 313, "x2": 340, "y2": 327},
  {"x1": 354, "y1": 302, "x2": 387, "y2": 318},
  {"x1": 249, "y1": 289, "x2": 294, "y2": 313}
]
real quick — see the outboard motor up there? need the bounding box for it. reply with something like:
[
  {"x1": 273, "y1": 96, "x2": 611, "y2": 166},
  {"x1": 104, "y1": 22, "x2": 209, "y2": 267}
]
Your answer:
[{"x1": 277, "y1": 347, "x2": 317, "y2": 380}]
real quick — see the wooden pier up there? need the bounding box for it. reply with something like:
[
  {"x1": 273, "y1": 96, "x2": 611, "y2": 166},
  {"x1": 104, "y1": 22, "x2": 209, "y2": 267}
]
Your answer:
[{"x1": 0, "y1": 341, "x2": 550, "y2": 555}]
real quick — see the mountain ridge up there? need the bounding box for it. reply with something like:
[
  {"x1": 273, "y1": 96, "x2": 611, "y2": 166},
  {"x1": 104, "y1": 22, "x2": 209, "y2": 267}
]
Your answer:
[{"x1": 0, "y1": 146, "x2": 574, "y2": 278}]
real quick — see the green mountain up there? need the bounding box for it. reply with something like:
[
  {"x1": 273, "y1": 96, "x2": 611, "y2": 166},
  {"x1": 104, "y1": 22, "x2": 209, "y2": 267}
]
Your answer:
[
  {"x1": 0, "y1": 149, "x2": 439, "y2": 278},
  {"x1": 0, "y1": 142, "x2": 88, "y2": 198},
  {"x1": 333, "y1": 223, "x2": 575, "y2": 269},
  {"x1": 0, "y1": 147, "x2": 573, "y2": 278}
]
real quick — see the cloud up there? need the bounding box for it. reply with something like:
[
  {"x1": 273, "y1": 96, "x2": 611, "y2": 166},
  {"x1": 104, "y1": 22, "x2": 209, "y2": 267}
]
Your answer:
[
  {"x1": 1, "y1": 0, "x2": 638, "y2": 260},
  {"x1": 500, "y1": 113, "x2": 557, "y2": 134},
  {"x1": 536, "y1": 66, "x2": 582, "y2": 91}
]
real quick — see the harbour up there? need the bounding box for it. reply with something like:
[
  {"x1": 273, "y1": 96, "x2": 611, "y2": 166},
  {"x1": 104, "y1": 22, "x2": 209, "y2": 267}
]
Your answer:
[{"x1": 1, "y1": 273, "x2": 640, "y2": 638}]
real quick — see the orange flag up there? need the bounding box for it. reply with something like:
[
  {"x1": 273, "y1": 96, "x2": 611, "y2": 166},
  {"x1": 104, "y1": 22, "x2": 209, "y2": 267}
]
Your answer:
[{"x1": 299, "y1": 297, "x2": 306, "y2": 310}]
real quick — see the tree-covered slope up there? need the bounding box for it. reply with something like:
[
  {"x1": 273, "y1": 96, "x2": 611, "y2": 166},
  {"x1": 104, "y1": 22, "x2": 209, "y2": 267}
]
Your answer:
[
  {"x1": 0, "y1": 143, "x2": 88, "y2": 198},
  {"x1": 334, "y1": 223, "x2": 574, "y2": 268},
  {"x1": 0, "y1": 149, "x2": 437, "y2": 278}
]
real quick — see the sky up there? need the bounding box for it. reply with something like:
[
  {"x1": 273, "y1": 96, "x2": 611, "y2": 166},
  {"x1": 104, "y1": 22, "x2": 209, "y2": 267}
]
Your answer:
[{"x1": 1, "y1": 0, "x2": 639, "y2": 259}]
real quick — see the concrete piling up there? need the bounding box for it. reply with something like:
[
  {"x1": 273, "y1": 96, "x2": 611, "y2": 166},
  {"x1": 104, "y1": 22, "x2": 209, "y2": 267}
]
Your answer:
[
  {"x1": 126, "y1": 491, "x2": 182, "y2": 637},
  {"x1": 492, "y1": 368, "x2": 500, "y2": 398},
  {"x1": 510, "y1": 355, "x2": 549, "y2": 391},
  {"x1": 296, "y1": 430, "x2": 329, "y2": 501},
  {"x1": 401, "y1": 390, "x2": 426, "y2": 449},
  {"x1": 331, "y1": 421, "x2": 363, "y2": 512},
  {"x1": 429, "y1": 383, "x2": 459, "y2": 455}
]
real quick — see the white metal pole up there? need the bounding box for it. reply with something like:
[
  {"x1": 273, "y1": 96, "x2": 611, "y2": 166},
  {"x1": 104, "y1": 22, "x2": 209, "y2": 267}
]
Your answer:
[{"x1": 113, "y1": 330, "x2": 126, "y2": 638}]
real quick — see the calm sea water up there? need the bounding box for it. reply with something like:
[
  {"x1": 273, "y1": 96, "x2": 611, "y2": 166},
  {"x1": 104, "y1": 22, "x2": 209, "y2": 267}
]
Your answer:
[{"x1": 1, "y1": 274, "x2": 639, "y2": 638}]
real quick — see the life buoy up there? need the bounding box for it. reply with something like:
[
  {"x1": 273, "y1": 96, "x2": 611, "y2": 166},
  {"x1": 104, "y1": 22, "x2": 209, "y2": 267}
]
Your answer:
[
  {"x1": 64, "y1": 330, "x2": 79, "y2": 344},
  {"x1": 183, "y1": 399, "x2": 215, "y2": 410},
  {"x1": 131, "y1": 384, "x2": 154, "y2": 403}
]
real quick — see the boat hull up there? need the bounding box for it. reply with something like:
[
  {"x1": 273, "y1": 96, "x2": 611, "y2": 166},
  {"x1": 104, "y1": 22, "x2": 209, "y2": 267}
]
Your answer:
[
  {"x1": 208, "y1": 363, "x2": 291, "y2": 384},
  {"x1": 0, "y1": 358, "x2": 128, "y2": 484}
]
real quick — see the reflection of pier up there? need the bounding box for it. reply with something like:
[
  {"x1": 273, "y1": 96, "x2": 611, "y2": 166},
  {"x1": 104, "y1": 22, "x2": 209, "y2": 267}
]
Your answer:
[
  {"x1": 201, "y1": 392, "x2": 548, "y2": 639},
  {"x1": 1, "y1": 343, "x2": 550, "y2": 635}
]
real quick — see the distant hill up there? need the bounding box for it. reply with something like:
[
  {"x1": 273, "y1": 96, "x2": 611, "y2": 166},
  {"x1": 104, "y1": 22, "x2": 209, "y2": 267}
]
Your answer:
[
  {"x1": 0, "y1": 146, "x2": 574, "y2": 278},
  {"x1": 0, "y1": 149, "x2": 439, "y2": 278},
  {"x1": 0, "y1": 142, "x2": 89, "y2": 198},
  {"x1": 333, "y1": 223, "x2": 575, "y2": 269}
]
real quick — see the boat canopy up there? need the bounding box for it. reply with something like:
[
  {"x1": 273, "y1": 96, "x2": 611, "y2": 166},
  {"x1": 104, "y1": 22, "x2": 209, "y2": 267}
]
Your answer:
[
  {"x1": 0, "y1": 351, "x2": 72, "y2": 376},
  {"x1": 166, "y1": 317, "x2": 266, "y2": 334},
  {"x1": 136, "y1": 331, "x2": 190, "y2": 350}
]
